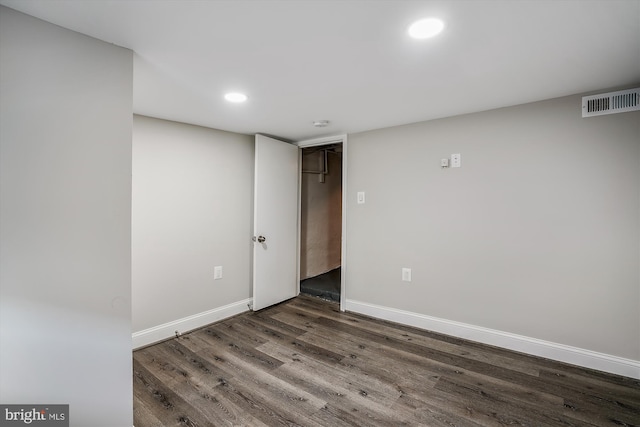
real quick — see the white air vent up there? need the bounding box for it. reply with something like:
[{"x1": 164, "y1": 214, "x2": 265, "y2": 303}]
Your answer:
[{"x1": 582, "y1": 88, "x2": 640, "y2": 117}]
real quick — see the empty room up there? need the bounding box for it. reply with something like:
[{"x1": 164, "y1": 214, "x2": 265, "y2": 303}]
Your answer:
[{"x1": 0, "y1": 1, "x2": 639, "y2": 426}]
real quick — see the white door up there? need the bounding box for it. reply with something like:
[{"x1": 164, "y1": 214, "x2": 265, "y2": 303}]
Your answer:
[{"x1": 252, "y1": 134, "x2": 299, "y2": 311}]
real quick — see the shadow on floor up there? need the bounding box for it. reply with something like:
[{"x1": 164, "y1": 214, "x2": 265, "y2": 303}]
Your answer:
[{"x1": 300, "y1": 267, "x2": 340, "y2": 302}]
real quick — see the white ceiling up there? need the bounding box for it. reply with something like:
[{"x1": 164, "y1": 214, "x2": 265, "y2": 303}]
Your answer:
[{"x1": 2, "y1": 0, "x2": 639, "y2": 141}]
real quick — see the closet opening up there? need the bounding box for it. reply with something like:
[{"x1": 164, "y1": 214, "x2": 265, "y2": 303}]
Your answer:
[{"x1": 299, "y1": 143, "x2": 343, "y2": 302}]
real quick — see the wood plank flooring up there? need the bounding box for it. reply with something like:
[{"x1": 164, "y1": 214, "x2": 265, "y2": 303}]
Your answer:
[{"x1": 133, "y1": 295, "x2": 640, "y2": 426}]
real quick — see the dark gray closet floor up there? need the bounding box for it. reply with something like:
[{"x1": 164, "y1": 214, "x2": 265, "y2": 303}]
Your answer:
[{"x1": 300, "y1": 267, "x2": 340, "y2": 302}]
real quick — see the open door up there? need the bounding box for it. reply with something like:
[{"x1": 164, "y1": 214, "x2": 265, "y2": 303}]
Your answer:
[{"x1": 252, "y1": 134, "x2": 299, "y2": 311}]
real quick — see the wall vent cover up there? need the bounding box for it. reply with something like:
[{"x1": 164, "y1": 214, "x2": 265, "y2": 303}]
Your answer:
[{"x1": 582, "y1": 88, "x2": 640, "y2": 117}]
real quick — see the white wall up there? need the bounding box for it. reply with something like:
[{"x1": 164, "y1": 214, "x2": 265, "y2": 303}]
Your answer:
[
  {"x1": 346, "y1": 91, "x2": 640, "y2": 366},
  {"x1": 0, "y1": 6, "x2": 133, "y2": 426},
  {"x1": 300, "y1": 149, "x2": 342, "y2": 279},
  {"x1": 132, "y1": 115, "x2": 254, "y2": 340}
]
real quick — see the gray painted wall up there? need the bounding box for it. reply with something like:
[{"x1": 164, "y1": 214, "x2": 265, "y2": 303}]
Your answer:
[
  {"x1": 346, "y1": 92, "x2": 640, "y2": 360},
  {"x1": 132, "y1": 115, "x2": 254, "y2": 332},
  {"x1": 0, "y1": 7, "x2": 133, "y2": 426}
]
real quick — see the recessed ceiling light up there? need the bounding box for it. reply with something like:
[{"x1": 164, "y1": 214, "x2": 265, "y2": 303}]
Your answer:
[
  {"x1": 313, "y1": 120, "x2": 330, "y2": 127},
  {"x1": 224, "y1": 92, "x2": 248, "y2": 103},
  {"x1": 408, "y1": 18, "x2": 444, "y2": 39}
]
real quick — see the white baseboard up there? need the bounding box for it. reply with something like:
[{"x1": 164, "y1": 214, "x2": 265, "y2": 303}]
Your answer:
[
  {"x1": 345, "y1": 299, "x2": 640, "y2": 379},
  {"x1": 132, "y1": 298, "x2": 252, "y2": 349}
]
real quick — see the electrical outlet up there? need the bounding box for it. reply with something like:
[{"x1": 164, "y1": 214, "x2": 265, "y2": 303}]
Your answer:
[
  {"x1": 402, "y1": 268, "x2": 412, "y2": 282},
  {"x1": 214, "y1": 266, "x2": 223, "y2": 280},
  {"x1": 451, "y1": 153, "x2": 461, "y2": 168}
]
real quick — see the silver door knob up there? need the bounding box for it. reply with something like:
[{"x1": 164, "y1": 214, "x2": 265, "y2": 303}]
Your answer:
[{"x1": 253, "y1": 235, "x2": 266, "y2": 243}]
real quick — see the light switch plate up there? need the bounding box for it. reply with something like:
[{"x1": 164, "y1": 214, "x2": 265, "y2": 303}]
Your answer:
[
  {"x1": 451, "y1": 153, "x2": 461, "y2": 168},
  {"x1": 357, "y1": 191, "x2": 365, "y2": 204},
  {"x1": 402, "y1": 268, "x2": 412, "y2": 282},
  {"x1": 214, "y1": 266, "x2": 223, "y2": 280}
]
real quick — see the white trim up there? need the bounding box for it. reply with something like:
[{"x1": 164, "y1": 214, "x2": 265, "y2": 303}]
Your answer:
[
  {"x1": 345, "y1": 299, "x2": 640, "y2": 379},
  {"x1": 296, "y1": 147, "x2": 302, "y2": 296},
  {"x1": 132, "y1": 298, "x2": 252, "y2": 349},
  {"x1": 297, "y1": 134, "x2": 347, "y2": 148},
  {"x1": 296, "y1": 134, "x2": 348, "y2": 312},
  {"x1": 339, "y1": 136, "x2": 348, "y2": 312}
]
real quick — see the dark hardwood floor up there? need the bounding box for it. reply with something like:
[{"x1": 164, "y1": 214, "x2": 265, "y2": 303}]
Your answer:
[{"x1": 133, "y1": 295, "x2": 640, "y2": 426}]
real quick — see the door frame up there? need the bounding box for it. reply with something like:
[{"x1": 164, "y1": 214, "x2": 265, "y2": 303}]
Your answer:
[{"x1": 296, "y1": 134, "x2": 348, "y2": 312}]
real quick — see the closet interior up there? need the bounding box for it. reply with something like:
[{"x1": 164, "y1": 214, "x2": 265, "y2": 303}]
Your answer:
[{"x1": 299, "y1": 143, "x2": 342, "y2": 302}]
